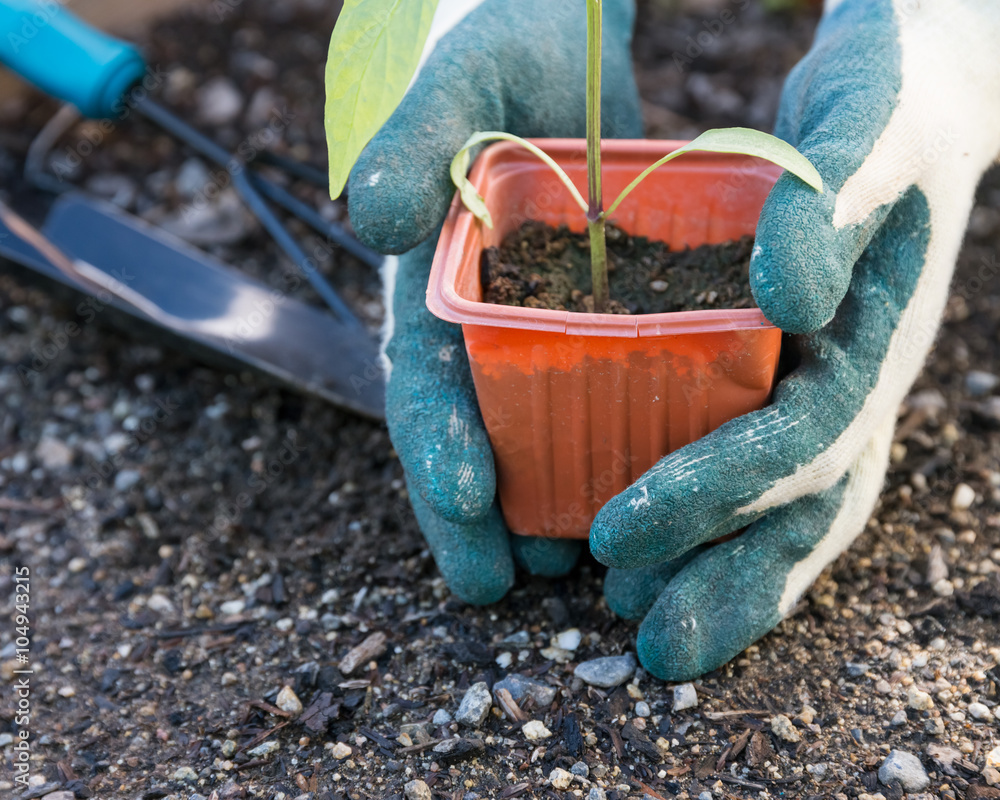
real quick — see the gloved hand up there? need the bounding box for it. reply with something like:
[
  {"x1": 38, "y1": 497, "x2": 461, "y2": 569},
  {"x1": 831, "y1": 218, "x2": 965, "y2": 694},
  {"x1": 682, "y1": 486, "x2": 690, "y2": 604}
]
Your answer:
[
  {"x1": 347, "y1": 0, "x2": 643, "y2": 604},
  {"x1": 595, "y1": 0, "x2": 1000, "y2": 680}
]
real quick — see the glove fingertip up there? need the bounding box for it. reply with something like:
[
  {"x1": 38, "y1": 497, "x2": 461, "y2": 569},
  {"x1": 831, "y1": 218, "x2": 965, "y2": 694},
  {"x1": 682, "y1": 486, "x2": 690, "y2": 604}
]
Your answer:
[
  {"x1": 415, "y1": 460, "x2": 497, "y2": 526},
  {"x1": 604, "y1": 548, "x2": 707, "y2": 621},
  {"x1": 636, "y1": 595, "x2": 707, "y2": 682},
  {"x1": 348, "y1": 145, "x2": 451, "y2": 256},
  {"x1": 448, "y1": 566, "x2": 514, "y2": 606},
  {"x1": 589, "y1": 494, "x2": 662, "y2": 571},
  {"x1": 510, "y1": 534, "x2": 582, "y2": 577},
  {"x1": 410, "y1": 491, "x2": 514, "y2": 605},
  {"x1": 752, "y1": 174, "x2": 849, "y2": 334}
]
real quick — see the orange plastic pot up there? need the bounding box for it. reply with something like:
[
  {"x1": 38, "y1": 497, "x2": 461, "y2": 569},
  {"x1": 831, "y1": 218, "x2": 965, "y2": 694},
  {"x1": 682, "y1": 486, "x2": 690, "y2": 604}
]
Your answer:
[{"x1": 427, "y1": 139, "x2": 783, "y2": 539}]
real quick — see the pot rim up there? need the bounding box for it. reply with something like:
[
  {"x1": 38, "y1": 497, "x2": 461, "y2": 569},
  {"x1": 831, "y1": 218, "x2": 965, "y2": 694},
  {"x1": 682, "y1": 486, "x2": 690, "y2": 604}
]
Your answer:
[{"x1": 427, "y1": 138, "x2": 781, "y2": 339}]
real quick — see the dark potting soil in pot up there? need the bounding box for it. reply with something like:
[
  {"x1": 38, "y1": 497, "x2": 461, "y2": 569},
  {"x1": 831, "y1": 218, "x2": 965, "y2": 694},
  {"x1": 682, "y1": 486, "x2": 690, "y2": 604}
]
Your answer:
[{"x1": 482, "y1": 220, "x2": 756, "y2": 314}]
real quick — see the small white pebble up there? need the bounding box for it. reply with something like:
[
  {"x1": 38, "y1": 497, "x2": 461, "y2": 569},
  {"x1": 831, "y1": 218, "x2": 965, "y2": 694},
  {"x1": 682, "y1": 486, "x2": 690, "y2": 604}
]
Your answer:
[
  {"x1": 968, "y1": 702, "x2": 993, "y2": 721},
  {"x1": 951, "y1": 483, "x2": 976, "y2": 510},
  {"x1": 329, "y1": 742, "x2": 352, "y2": 759},
  {"x1": 147, "y1": 594, "x2": 175, "y2": 614},
  {"x1": 770, "y1": 714, "x2": 801, "y2": 743},
  {"x1": 67, "y1": 557, "x2": 88, "y2": 573},
  {"x1": 495, "y1": 652, "x2": 513, "y2": 669},
  {"x1": 549, "y1": 767, "x2": 573, "y2": 790},
  {"x1": 523, "y1": 720, "x2": 552, "y2": 741},
  {"x1": 672, "y1": 683, "x2": 698, "y2": 712},
  {"x1": 908, "y1": 688, "x2": 934, "y2": 710},
  {"x1": 276, "y1": 685, "x2": 303, "y2": 715},
  {"x1": 220, "y1": 599, "x2": 245, "y2": 615},
  {"x1": 635, "y1": 701, "x2": 651, "y2": 718},
  {"x1": 553, "y1": 628, "x2": 582, "y2": 651}
]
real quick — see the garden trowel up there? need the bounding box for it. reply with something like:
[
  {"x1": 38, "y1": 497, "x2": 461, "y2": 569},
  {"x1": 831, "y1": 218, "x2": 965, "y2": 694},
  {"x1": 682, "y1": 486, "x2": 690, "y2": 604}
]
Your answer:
[{"x1": 0, "y1": 193, "x2": 385, "y2": 420}]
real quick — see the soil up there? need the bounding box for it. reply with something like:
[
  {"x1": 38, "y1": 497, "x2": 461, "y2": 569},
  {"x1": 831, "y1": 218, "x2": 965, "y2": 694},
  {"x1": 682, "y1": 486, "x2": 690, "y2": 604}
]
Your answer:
[
  {"x1": 2, "y1": 2, "x2": 1000, "y2": 800},
  {"x1": 482, "y1": 221, "x2": 756, "y2": 315}
]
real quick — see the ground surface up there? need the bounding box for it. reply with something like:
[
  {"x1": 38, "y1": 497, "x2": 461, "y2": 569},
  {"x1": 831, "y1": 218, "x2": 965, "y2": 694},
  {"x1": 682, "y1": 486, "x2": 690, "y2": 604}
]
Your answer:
[{"x1": 2, "y1": 2, "x2": 1000, "y2": 799}]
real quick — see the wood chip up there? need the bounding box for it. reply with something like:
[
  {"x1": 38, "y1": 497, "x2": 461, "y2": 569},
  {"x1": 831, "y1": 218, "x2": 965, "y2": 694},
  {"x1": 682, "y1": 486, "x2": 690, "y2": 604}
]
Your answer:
[
  {"x1": 746, "y1": 730, "x2": 774, "y2": 768},
  {"x1": 495, "y1": 687, "x2": 527, "y2": 722},
  {"x1": 339, "y1": 632, "x2": 387, "y2": 675},
  {"x1": 723, "y1": 728, "x2": 752, "y2": 768},
  {"x1": 702, "y1": 709, "x2": 770, "y2": 720},
  {"x1": 338, "y1": 679, "x2": 372, "y2": 689},
  {"x1": 597, "y1": 723, "x2": 625, "y2": 759},
  {"x1": 300, "y1": 692, "x2": 340, "y2": 734},
  {"x1": 248, "y1": 699, "x2": 292, "y2": 718}
]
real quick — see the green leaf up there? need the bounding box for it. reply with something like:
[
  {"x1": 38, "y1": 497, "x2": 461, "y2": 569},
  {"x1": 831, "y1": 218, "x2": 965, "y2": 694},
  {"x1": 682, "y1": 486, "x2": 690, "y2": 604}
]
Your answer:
[
  {"x1": 450, "y1": 142, "x2": 493, "y2": 229},
  {"x1": 450, "y1": 132, "x2": 589, "y2": 229},
  {"x1": 607, "y1": 127, "x2": 823, "y2": 217},
  {"x1": 675, "y1": 128, "x2": 823, "y2": 191},
  {"x1": 325, "y1": 0, "x2": 440, "y2": 199}
]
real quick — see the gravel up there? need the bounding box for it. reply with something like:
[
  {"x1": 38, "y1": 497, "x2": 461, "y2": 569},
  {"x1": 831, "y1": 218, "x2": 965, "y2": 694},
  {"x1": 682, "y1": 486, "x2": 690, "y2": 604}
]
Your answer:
[
  {"x1": 553, "y1": 627, "x2": 583, "y2": 650},
  {"x1": 432, "y1": 708, "x2": 452, "y2": 725},
  {"x1": 550, "y1": 767, "x2": 573, "y2": 789},
  {"x1": 908, "y1": 688, "x2": 935, "y2": 710},
  {"x1": 172, "y1": 766, "x2": 198, "y2": 782},
  {"x1": 953, "y1": 482, "x2": 977, "y2": 510},
  {"x1": 770, "y1": 714, "x2": 801, "y2": 743},
  {"x1": 404, "y1": 779, "x2": 432, "y2": 800},
  {"x1": 247, "y1": 740, "x2": 280, "y2": 758},
  {"x1": 329, "y1": 742, "x2": 352, "y2": 760},
  {"x1": 966, "y1": 370, "x2": 1000, "y2": 396},
  {"x1": 276, "y1": 684, "x2": 303, "y2": 715},
  {"x1": 574, "y1": 653, "x2": 638, "y2": 688},
  {"x1": 35, "y1": 436, "x2": 73, "y2": 470},
  {"x1": 878, "y1": 749, "x2": 931, "y2": 792},
  {"x1": 672, "y1": 682, "x2": 699, "y2": 711},
  {"x1": 493, "y1": 673, "x2": 558, "y2": 707},
  {"x1": 454, "y1": 681, "x2": 493, "y2": 728},
  {"x1": 522, "y1": 720, "x2": 553, "y2": 741},
  {"x1": 195, "y1": 76, "x2": 244, "y2": 126}
]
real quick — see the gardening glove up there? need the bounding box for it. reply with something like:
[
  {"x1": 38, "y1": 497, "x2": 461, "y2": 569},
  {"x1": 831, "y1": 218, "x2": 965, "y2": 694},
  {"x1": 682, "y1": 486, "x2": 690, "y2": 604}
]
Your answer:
[
  {"x1": 596, "y1": 0, "x2": 1000, "y2": 680},
  {"x1": 348, "y1": 0, "x2": 643, "y2": 604}
]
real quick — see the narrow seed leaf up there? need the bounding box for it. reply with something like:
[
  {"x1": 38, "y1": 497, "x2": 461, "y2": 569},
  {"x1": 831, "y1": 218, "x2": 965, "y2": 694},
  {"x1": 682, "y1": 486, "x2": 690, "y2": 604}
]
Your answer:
[
  {"x1": 450, "y1": 132, "x2": 589, "y2": 229},
  {"x1": 675, "y1": 128, "x2": 823, "y2": 191},
  {"x1": 607, "y1": 127, "x2": 823, "y2": 217},
  {"x1": 450, "y1": 143, "x2": 493, "y2": 228},
  {"x1": 325, "y1": 0, "x2": 440, "y2": 199}
]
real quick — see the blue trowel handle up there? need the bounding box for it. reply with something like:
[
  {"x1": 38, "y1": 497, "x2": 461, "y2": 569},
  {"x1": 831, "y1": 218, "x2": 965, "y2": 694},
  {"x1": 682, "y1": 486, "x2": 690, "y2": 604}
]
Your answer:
[{"x1": 0, "y1": 0, "x2": 147, "y2": 118}]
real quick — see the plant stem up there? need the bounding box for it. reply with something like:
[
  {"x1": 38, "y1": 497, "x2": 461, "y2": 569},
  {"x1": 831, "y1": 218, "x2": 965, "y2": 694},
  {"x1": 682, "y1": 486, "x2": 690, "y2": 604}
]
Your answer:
[
  {"x1": 586, "y1": 0, "x2": 609, "y2": 313},
  {"x1": 587, "y1": 216, "x2": 608, "y2": 312}
]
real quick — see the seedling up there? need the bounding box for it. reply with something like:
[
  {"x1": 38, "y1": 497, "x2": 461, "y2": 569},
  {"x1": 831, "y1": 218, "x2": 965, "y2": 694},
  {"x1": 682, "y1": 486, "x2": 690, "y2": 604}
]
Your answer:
[{"x1": 325, "y1": 0, "x2": 823, "y2": 312}]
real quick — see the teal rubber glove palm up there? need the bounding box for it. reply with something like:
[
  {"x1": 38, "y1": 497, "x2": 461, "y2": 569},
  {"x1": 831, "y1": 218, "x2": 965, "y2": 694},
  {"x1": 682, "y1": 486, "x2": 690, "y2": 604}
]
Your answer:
[
  {"x1": 347, "y1": 0, "x2": 643, "y2": 604},
  {"x1": 597, "y1": 0, "x2": 1000, "y2": 680}
]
